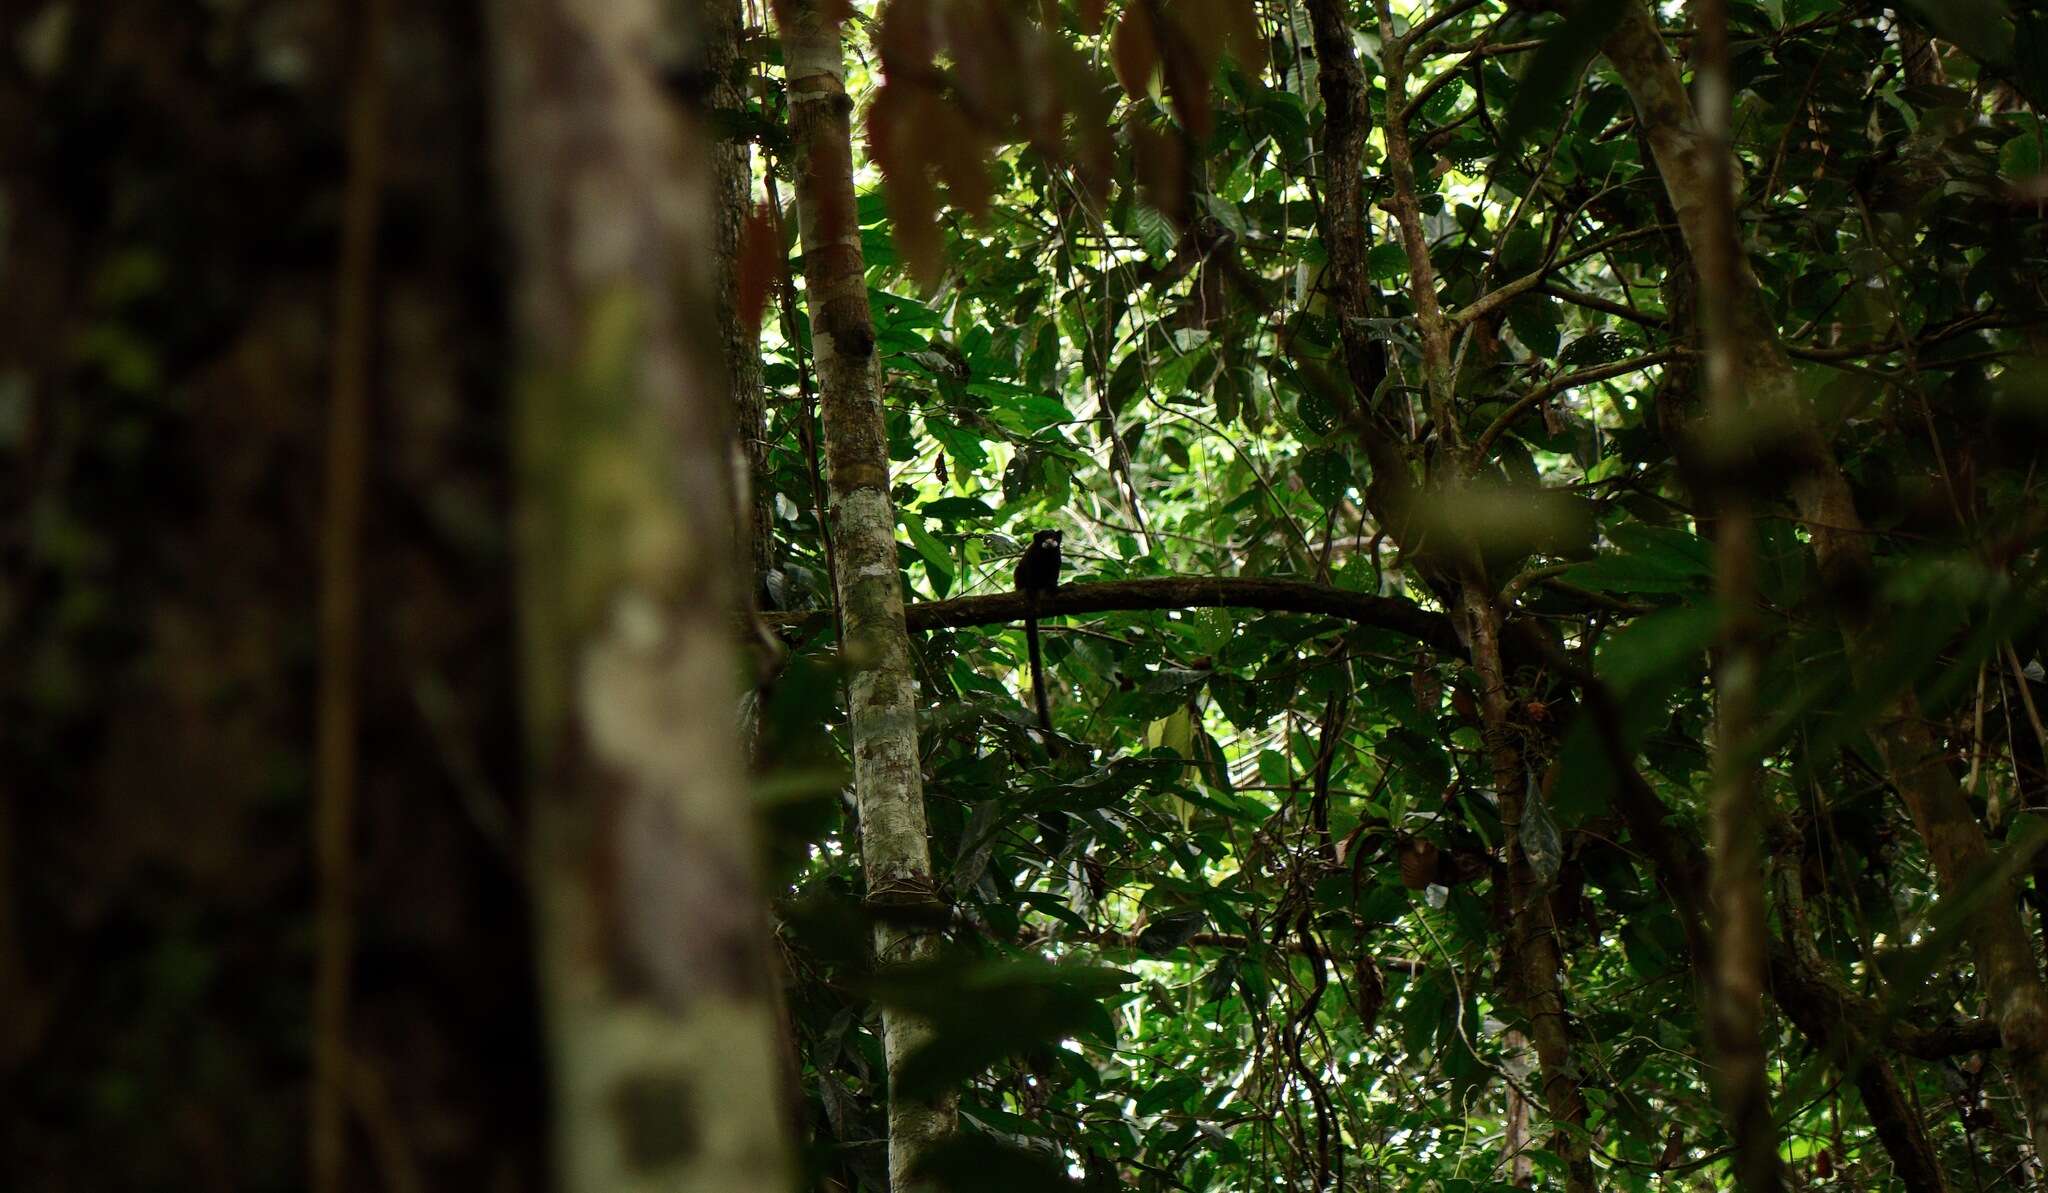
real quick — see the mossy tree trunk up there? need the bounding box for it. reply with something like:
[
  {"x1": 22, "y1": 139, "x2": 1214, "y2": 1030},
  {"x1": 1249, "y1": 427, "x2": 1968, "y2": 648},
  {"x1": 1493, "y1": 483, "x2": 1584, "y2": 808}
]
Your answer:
[{"x1": 781, "y1": 0, "x2": 959, "y2": 1185}]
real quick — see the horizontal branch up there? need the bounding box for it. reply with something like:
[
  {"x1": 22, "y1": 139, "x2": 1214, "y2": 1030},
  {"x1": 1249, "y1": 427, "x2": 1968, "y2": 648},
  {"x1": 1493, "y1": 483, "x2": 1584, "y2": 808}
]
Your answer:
[
  {"x1": 1890, "y1": 1013, "x2": 2003, "y2": 1060},
  {"x1": 1787, "y1": 312, "x2": 2024, "y2": 362},
  {"x1": 900, "y1": 577, "x2": 1466, "y2": 654},
  {"x1": 1025, "y1": 927, "x2": 1428, "y2": 974}
]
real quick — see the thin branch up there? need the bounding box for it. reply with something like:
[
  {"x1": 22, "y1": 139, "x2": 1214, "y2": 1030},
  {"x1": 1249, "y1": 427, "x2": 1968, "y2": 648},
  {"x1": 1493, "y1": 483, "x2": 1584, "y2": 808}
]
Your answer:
[
  {"x1": 1447, "y1": 225, "x2": 1677, "y2": 330},
  {"x1": 313, "y1": 0, "x2": 390, "y2": 1186},
  {"x1": 1540, "y1": 281, "x2": 1667, "y2": 327},
  {"x1": 1474, "y1": 351, "x2": 1682, "y2": 457}
]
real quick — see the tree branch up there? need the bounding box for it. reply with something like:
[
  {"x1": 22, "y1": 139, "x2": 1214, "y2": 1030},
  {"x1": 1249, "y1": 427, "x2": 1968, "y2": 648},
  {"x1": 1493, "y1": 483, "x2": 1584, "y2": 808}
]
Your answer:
[{"x1": 901, "y1": 577, "x2": 1463, "y2": 652}]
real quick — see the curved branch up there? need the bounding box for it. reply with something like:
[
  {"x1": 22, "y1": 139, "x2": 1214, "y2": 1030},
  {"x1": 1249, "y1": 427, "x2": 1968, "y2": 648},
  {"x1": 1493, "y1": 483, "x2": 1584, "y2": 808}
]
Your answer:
[{"x1": 1474, "y1": 350, "x2": 1682, "y2": 458}]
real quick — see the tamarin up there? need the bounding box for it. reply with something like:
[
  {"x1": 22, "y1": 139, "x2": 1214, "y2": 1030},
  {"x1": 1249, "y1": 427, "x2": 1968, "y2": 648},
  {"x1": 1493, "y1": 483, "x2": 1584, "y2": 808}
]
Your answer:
[{"x1": 1013, "y1": 528, "x2": 1063, "y2": 734}]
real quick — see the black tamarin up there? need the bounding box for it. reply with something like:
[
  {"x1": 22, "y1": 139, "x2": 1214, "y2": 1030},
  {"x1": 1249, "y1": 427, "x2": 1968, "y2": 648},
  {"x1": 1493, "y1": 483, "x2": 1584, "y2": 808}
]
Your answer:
[{"x1": 1013, "y1": 529, "x2": 1063, "y2": 734}]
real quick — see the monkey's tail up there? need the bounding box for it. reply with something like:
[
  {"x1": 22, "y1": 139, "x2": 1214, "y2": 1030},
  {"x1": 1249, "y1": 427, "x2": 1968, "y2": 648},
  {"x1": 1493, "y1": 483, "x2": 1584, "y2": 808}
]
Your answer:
[{"x1": 1025, "y1": 610, "x2": 1053, "y2": 735}]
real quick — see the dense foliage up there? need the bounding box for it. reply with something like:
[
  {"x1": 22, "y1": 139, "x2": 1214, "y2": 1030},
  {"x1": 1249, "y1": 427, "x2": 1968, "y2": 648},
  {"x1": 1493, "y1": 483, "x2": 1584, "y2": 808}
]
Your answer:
[
  {"x1": 747, "y1": 0, "x2": 2048, "y2": 1189},
  {"x1": 8, "y1": 0, "x2": 2048, "y2": 1190}
]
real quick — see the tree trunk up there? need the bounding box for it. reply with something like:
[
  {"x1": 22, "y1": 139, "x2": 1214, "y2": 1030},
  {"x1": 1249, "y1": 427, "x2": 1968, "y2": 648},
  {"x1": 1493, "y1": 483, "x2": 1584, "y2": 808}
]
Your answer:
[
  {"x1": 491, "y1": 0, "x2": 796, "y2": 1187},
  {"x1": 1467, "y1": 591, "x2": 1597, "y2": 1193},
  {"x1": 1691, "y1": 0, "x2": 1785, "y2": 1184},
  {"x1": 1302, "y1": 0, "x2": 1416, "y2": 534},
  {"x1": 1602, "y1": 0, "x2": 2048, "y2": 1159},
  {"x1": 1371, "y1": 4, "x2": 1596, "y2": 1184},
  {"x1": 781, "y1": 0, "x2": 960, "y2": 1185},
  {"x1": 702, "y1": 0, "x2": 777, "y2": 586},
  {"x1": 312, "y1": 0, "x2": 389, "y2": 1185}
]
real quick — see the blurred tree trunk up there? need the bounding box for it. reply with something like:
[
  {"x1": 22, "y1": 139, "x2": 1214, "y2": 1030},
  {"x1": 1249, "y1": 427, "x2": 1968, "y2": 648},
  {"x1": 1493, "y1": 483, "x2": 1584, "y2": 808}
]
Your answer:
[
  {"x1": 1602, "y1": 0, "x2": 2048, "y2": 1159},
  {"x1": 491, "y1": 0, "x2": 795, "y2": 1188},
  {"x1": 312, "y1": 0, "x2": 390, "y2": 1186},
  {"x1": 781, "y1": 0, "x2": 959, "y2": 1185},
  {"x1": 1691, "y1": 0, "x2": 1786, "y2": 1184}
]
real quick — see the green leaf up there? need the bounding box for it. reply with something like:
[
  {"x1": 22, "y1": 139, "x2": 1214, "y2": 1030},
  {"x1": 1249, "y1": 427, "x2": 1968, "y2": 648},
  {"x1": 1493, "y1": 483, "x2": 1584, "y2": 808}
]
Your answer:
[
  {"x1": 903, "y1": 516, "x2": 955, "y2": 594},
  {"x1": 914, "y1": 1133, "x2": 1082, "y2": 1192},
  {"x1": 2001, "y1": 118, "x2": 2045, "y2": 178},
  {"x1": 1558, "y1": 329, "x2": 1629, "y2": 366},
  {"x1": 1296, "y1": 390, "x2": 1340, "y2": 437},
  {"x1": 1401, "y1": 969, "x2": 1446, "y2": 1056},
  {"x1": 1502, "y1": 0, "x2": 1626, "y2": 149},
  {"x1": 1507, "y1": 294, "x2": 1561, "y2": 359},
  {"x1": 1522, "y1": 782, "x2": 1564, "y2": 886},
  {"x1": 1132, "y1": 204, "x2": 1177, "y2": 259},
  {"x1": 1558, "y1": 555, "x2": 1699, "y2": 594},
  {"x1": 875, "y1": 958, "x2": 1137, "y2": 1097},
  {"x1": 1896, "y1": 0, "x2": 2013, "y2": 70},
  {"x1": 1367, "y1": 242, "x2": 1410, "y2": 282},
  {"x1": 1299, "y1": 447, "x2": 1352, "y2": 508},
  {"x1": 1136, "y1": 908, "x2": 1207, "y2": 954},
  {"x1": 922, "y1": 496, "x2": 998, "y2": 521},
  {"x1": 1595, "y1": 603, "x2": 1719, "y2": 690}
]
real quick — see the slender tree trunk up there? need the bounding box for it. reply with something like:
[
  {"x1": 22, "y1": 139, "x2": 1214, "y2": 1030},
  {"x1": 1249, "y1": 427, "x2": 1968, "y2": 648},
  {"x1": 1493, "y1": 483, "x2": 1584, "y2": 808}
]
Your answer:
[
  {"x1": 781, "y1": 0, "x2": 959, "y2": 1184},
  {"x1": 1603, "y1": 0, "x2": 2048, "y2": 1159},
  {"x1": 703, "y1": 0, "x2": 776, "y2": 585},
  {"x1": 1691, "y1": 0, "x2": 1785, "y2": 1185},
  {"x1": 1370, "y1": 3, "x2": 1596, "y2": 1187},
  {"x1": 491, "y1": 0, "x2": 796, "y2": 1187},
  {"x1": 1302, "y1": 0, "x2": 1415, "y2": 533},
  {"x1": 1896, "y1": 18, "x2": 1946, "y2": 90},
  {"x1": 1502, "y1": 1028, "x2": 1535, "y2": 1186},
  {"x1": 312, "y1": 0, "x2": 389, "y2": 1184},
  {"x1": 1302, "y1": 0, "x2": 1377, "y2": 408},
  {"x1": 1468, "y1": 592, "x2": 1597, "y2": 1192}
]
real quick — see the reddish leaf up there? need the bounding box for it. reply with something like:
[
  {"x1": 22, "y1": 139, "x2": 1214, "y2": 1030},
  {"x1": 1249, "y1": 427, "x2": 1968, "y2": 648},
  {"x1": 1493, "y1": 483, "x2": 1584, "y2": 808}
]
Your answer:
[
  {"x1": 929, "y1": 105, "x2": 994, "y2": 219},
  {"x1": 1130, "y1": 122, "x2": 1187, "y2": 222},
  {"x1": 736, "y1": 200, "x2": 780, "y2": 344},
  {"x1": 1216, "y1": 0, "x2": 1263, "y2": 71},
  {"x1": 1110, "y1": 3, "x2": 1158, "y2": 98},
  {"x1": 876, "y1": 0, "x2": 936, "y2": 74},
  {"x1": 1162, "y1": 45, "x2": 1211, "y2": 139}
]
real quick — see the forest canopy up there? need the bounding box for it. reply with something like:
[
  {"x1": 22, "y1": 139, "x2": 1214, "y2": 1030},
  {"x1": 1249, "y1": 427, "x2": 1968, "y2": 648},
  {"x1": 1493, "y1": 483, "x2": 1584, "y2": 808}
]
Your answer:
[{"x1": 5, "y1": 0, "x2": 2048, "y2": 1191}]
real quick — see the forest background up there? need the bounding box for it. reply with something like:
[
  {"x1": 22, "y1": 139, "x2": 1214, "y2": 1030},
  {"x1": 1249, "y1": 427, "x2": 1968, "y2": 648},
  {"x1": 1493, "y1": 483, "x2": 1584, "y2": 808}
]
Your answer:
[{"x1": 5, "y1": 0, "x2": 2048, "y2": 1190}]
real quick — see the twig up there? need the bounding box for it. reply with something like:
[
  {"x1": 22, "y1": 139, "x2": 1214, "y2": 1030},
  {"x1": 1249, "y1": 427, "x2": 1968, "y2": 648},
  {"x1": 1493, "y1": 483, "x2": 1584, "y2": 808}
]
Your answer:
[{"x1": 313, "y1": 0, "x2": 390, "y2": 1186}]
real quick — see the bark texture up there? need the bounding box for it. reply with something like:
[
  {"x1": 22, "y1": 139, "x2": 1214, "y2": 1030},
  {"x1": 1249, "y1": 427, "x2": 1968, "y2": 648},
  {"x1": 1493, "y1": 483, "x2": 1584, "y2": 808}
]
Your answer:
[
  {"x1": 1602, "y1": 0, "x2": 2048, "y2": 1159},
  {"x1": 492, "y1": 0, "x2": 795, "y2": 1188},
  {"x1": 1303, "y1": 0, "x2": 1379, "y2": 407},
  {"x1": 702, "y1": 0, "x2": 776, "y2": 584},
  {"x1": 781, "y1": 0, "x2": 959, "y2": 1184}
]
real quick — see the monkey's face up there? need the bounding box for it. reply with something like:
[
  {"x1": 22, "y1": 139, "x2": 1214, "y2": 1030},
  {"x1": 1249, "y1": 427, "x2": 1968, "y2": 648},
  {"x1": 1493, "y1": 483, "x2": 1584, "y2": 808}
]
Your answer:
[{"x1": 1015, "y1": 528, "x2": 1064, "y2": 593}]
